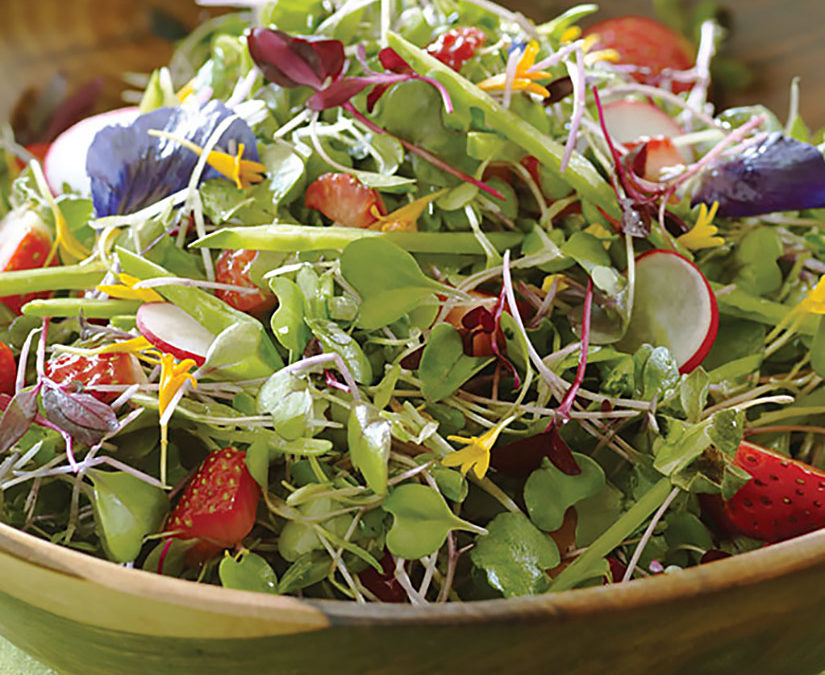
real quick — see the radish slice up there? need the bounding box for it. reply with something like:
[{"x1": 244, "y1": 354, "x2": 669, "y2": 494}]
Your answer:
[
  {"x1": 45, "y1": 107, "x2": 140, "y2": 195},
  {"x1": 619, "y1": 250, "x2": 718, "y2": 373},
  {"x1": 136, "y1": 303, "x2": 215, "y2": 366},
  {"x1": 603, "y1": 100, "x2": 691, "y2": 163}
]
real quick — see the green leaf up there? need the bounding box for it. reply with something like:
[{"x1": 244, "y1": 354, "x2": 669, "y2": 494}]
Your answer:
[
  {"x1": 574, "y1": 482, "x2": 625, "y2": 547},
  {"x1": 269, "y1": 277, "x2": 312, "y2": 354},
  {"x1": 633, "y1": 344, "x2": 680, "y2": 401},
  {"x1": 278, "y1": 551, "x2": 331, "y2": 594},
  {"x1": 680, "y1": 367, "x2": 711, "y2": 423},
  {"x1": 561, "y1": 231, "x2": 611, "y2": 274},
  {"x1": 245, "y1": 438, "x2": 270, "y2": 491},
  {"x1": 261, "y1": 143, "x2": 306, "y2": 205},
  {"x1": 812, "y1": 315, "x2": 825, "y2": 379},
  {"x1": 418, "y1": 323, "x2": 493, "y2": 402},
  {"x1": 89, "y1": 470, "x2": 168, "y2": 563},
  {"x1": 340, "y1": 238, "x2": 442, "y2": 329},
  {"x1": 733, "y1": 227, "x2": 783, "y2": 296},
  {"x1": 219, "y1": 552, "x2": 279, "y2": 594},
  {"x1": 373, "y1": 363, "x2": 401, "y2": 410},
  {"x1": 708, "y1": 409, "x2": 745, "y2": 457},
  {"x1": 383, "y1": 484, "x2": 483, "y2": 559},
  {"x1": 653, "y1": 418, "x2": 713, "y2": 476},
  {"x1": 306, "y1": 318, "x2": 373, "y2": 384},
  {"x1": 348, "y1": 404, "x2": 391, "y2": 495},
  {"x1": 524, "y1": 454, "x2": 606, "y2": 531},
  {"x1": 257, "y1": 370, "x2": 313, "y2": 441},
  {"x1": 470, "y1": 512, "x2": 560, "y2": 598},
  {"x1": 430, "y1": 464, "x2": 468, "y2": 503},
  {"x1": 278, "y1": 497, "x2": 352, "y2": 562}
]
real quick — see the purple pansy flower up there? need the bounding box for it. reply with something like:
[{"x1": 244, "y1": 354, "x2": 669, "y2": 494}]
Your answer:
[
  {"x1": 692, "y1": 133, "x2": 825, "y2": 217},
  {"x1": 86, "y1": 100, "x2": 261, "y2": 216}
]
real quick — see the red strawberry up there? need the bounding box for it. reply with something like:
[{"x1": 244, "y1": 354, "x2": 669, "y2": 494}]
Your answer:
[
  {"x1": 0, "y1": 209, "x2": 58, "y2": 315},
  {"x1": 168, "y1": 447, "x2": 261, "y2": 563},
  {"x1": 44, "y1": 352, "x2": 143, "y2": 404},
  {"x1": 305, "y1": 173, "x2": 386, "y2": 229},
  {"x1": 214, "y1": 249, "x2": 275, "y2": 316},
  {"x1": 0, "y1": 342, "x2": 15, "y2": 396},
  {"x1": 426, "y1": 27, "x2": 487, "y2": 72},
  {"x1": 722, "y1": 441, "x2": 825, "y2": 542},
  {"x1": 583, "y1": 16, "x2": 694, "y2": 93}
]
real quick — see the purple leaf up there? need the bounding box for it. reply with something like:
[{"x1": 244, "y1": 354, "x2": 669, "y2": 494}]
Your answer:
[
  {"x1": 692, "y1": 133, "x2": 825, "y2": 217},
  {"x1": 40, "y1": 384, "x2": 119, "y2": 447},
  {"x1": 247, "y1": 29, "x2": 345, "y2": 90},
  {"x1": 0, "y1": 388, "x2": 40, "y2": 453},
  {"x1": 378, "y1": 47, "x2": 412, "y2": 73},
  {"x1": 86, "y1": 100, "x2": 261, "y2": 216},
  {"x1": 307, "y1": 78, "x2": 374, "y2": 111},
  {"x1": 490, "y1": 426, "x2": 581, "y2": 477}
]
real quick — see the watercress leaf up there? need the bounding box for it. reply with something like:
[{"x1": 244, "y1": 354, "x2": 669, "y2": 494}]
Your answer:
[
  {"x1": 653, "y1": 418, "x2": 713, "y2": 476},
  {"x1": 383, "y1": 483, "x2": 482, "y2": 559},
  {"x1": 0, "y1": 387, "x2": 39, "y2": 453},
  {"x1": 202, "y1": 321, "x2": 263, "y2": 372},
  {"x1": 373, "y1": 363, "x2": 401, "y2": 410},
  {"x1": 348, "y1": 404, "x2": 391, "y2": 495},
  {"x1": 721, "y1": 461, "x2": 752, "y2": 500},
  {"x1": 679, "y1": 367, "x2": 710, "y2": 423},
  {"x1": 708, "y1": 409, "x2": 745, "y2": 457},
  {"x1": 574, "y1": 482, "x2": 625, "y2": 547},
  {"x1": 89, "y1": 470, "x2": 168, "y2": 563},
  {"x1": 306, "y1": 318, "x2": 373, "y2": 384},
  {"x1": 470, "y1": 512, "x2": 560, "y2": 598},
  {"x1": 257, "y1": 370, "x2": 313, "y2": 441},
  {"x1": 278, "y1": 551, "x2": 331, "y2": 594},
  {"x1": 418, "y1": 323, "x2": 493, "y2": 402},
  {"x1": 561, "y1": 231, "x2": 611, "y2": 275},
  {"x1": 278, "y1": 497, "x2": 351, "y2": 562},
  {"x1": 524, "y1": 454, "x2": 606, "y2": 531},
  {"x1": 812, "y1": 315, "x2": 825, "y2": 379},
  {"x1": 40, "y1": 385, "x2": 118, "y2": 446},
  {"x1": 245, "y1": 438, "x2": 270, "y2": 491},
  {"x1": 340, "y1": 237, "x2": 443, "y2": 330},
  {"x1": 268, "y1": 276, "x2": 311, "y2": 354},
  {"x1": 219, "y1": 552, "x2": 279, "y2": 594},
  {"x1": 430, "y1": 463, "x2": 468, "y2": 502},
  {"x1": 261, "y1": 143, "x2": 306, "y2": 205}
]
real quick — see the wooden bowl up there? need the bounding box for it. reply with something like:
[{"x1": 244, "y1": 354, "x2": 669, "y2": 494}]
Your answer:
[
  {"x1": 3, "y1": 1, "x2": 825, "y2": 673},
  {"x1": 3, "y1": 518, "x2": 825, "y2": 674}
]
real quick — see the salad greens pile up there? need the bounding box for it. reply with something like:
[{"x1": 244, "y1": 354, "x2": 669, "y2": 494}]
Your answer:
[{"x1": 2, "y1": 0, "x2": 825, "y2": 603}]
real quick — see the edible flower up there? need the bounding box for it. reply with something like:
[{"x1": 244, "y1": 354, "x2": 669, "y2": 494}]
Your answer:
[
  {"x1": 30, "y1": 160, "x2": 90, "y2": 263},
  {"x1": 96, "y1": 273, "x2": 164, "y2": 303},
  {"x1": 92, "y1": 335, "x2": 161, "y2": 362},
  {"x1": 478, "y1": 41, "x2": 553, "y2": 98},
  {"x1": 368, "y1": 189, "x2": 447, "y2": 232},
  {"x1": 86, "y1": 100, "x2": 262, "y2": 216},
  {"x1": 444, "y1": 416, "x2": 515, "y2": 479},
  {"x1": 799, "y1": 276, "x2": 825, "y2": 315},
  {"x1": 158, "y1": 353, "x2": 198, "y2": 486},
  {"x1": 147, "y1": 131, "x2": 265, "y2": 190},
  {"x1": 677, "y1": 201, "x2": 724, "y2": 250}
]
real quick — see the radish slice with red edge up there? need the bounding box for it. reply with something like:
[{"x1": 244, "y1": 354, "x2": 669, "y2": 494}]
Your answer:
[
  {"x1": 602, "y1": 100, "x2": 691, "y2": 163},
  {"x1": 45, "y1": 107, "x2": 140, "y2": 196},
  {"x1": 618, "y1": 249, "x2": 718, "y2": 373},
  {"x1": 136, "y1": 303, "x2": 215, "y2": 366}
]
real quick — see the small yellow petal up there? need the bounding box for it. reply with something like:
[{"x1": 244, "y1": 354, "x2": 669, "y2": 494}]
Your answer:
[
  {"x1": 517, "y1": 41, "x2": 540, "y2": 73},
  {"x1": 677, "y1": 201, "x2": 725, "y2": 251},
  {"x1": 560, "y1": 26, "x2": 582, "y2": 44},
  {"x1": 800, "y1": 276, "x2": 825, "y2": 315},
  {"x1": 541, "y1": 274, "x2": 569, "y2": 294},
  {"x1": 370, "y1": 189, "x2": 448, "y2": 233},
  {"x1": 97, "y1": 273, "x2": 164, "y2": 303}
]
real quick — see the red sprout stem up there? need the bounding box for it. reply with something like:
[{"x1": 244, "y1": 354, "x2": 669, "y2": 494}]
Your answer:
[
  {"x1": 342, "y1": 102, "x2": 504, "y2": 200},
  {"x1": 557, "y1": 277, "x2": 593, "y2": 419},
  {"x1": 157, "y1": 538, "x2": 173, "y2": 575}
]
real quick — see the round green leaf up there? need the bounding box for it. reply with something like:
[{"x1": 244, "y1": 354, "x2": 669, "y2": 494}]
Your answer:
[{"x1": 219, "y1": 552, "x2": 279, "y2": 594}]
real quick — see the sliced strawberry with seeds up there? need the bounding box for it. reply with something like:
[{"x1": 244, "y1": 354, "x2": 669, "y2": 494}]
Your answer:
[
  {"x1": 0, "y1": 342, "x2": 15, "y2": 396},
  {"x1": 426, "y1": 27, "x2": 487, "y2": 72},
  {"x1": 0, "y1": 209, "x2": 58, "y2": 315},
  {"x1": 214, "y1": 249, "x2": 275, "y2": 316},
  {"x1": 305, "y1": 173, "x2": 386, "y2": 229},
  {"x1": 168, "y1": 447, "x2": 261, "y2": 563},
  {"x1": 722, "y1": 441, "x2": 825, "y2": 542},
  {"x1": 44, "y1": 352, "x2": 143, "y2": 404}
]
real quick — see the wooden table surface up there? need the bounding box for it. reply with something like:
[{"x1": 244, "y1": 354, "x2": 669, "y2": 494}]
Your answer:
[{"x1": 0, "y1": 0, "x2": 823, "y2": 127}]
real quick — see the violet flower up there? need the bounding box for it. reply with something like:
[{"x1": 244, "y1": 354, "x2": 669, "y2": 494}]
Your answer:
[
  {"x1": 86, "y1": 100, "x2": 262, "y2": 216},
  {"x1": 692, "y1": 133, "x2": 825, "y2": 217}
]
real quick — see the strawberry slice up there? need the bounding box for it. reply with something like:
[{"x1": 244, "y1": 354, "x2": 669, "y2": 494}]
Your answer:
[
  {"x1": 305, "y1": 173, "x2": 386, "y2": 229},
  {"x1": 0, "y1": 209, "x2": 58, "y2": 315},
  {"x1": 44, "y1": 352, "x2": 143, "y2": 404},
  {"x1": 723, "y1": 441, "x2": 825, "y2": 542},
  {"x1": 583, "y1": 16, "x2": 694, "y2": 93},
  {"x1": 214, "y1": 249, "x2": 276, "y2": 316},
  {"x1": 0, "y1": 342, "x2": 15, "y2": 396},
  {"x1": 168, "y1": 447, "x2": 261, "y2": 562},
  {"x1": 426, "y1": 27, "x2": 487, "y2": 72}
]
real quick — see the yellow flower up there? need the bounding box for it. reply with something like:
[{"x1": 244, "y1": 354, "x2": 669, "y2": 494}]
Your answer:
[
  {"x1": 97, "y1": 273, "x2": 164, "y2": 303},
  {"x1": 148, "y1": 130, "x2": 266, "y2": 190},
  {"x1": 176, "y1": 78, "x2": 197, "y2": 103},
  {"x1": 560, "y1": 26, "x2": 582, "y2": 44},
  {"x1": 443, "y1": 416, "x2": 515, "y2": 479},
  {"x1": 91, "y1": 335, "x2": 162, "y2": 365},
  {"x1": 158, "y1": 353, "x2": 198, "y2": 417},
  {"x1": 800, "y1": 276, "x2": 825, "y2": 315},
  {"x1": 368, "y1": 189, "x2": 448, "y2": 233},
  {"x1": 541, "y1": 273, "x2": 569, "y2": 294},
  {"x1": 677, "y1": 202, "x2": 725, "y2": 251},
  {"x1": 478, "y1": 41, "x2": 553, "y2": 98}
]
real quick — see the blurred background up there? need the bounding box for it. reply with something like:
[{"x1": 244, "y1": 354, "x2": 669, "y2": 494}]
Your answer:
[{"x1": 1, "y1": 0, "x2": 823, "y2": 135}]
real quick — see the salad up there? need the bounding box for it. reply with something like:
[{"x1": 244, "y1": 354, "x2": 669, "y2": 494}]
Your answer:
[{"x1": 1, "y1": 0, "x2": 825, "y2": 603}]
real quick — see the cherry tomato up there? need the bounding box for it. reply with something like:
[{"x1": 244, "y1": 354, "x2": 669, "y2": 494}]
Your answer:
[
  {"x1": 305, "y1": 173, "x2": 386, "y2": 229},
  {"x1": 214, "y1": 249, "x2": 276, "y2": 316}
]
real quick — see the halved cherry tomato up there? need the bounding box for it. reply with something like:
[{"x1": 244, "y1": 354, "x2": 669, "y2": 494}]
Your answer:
[
  {"x1": 425, "y1": 27, "x2": 487, "y2": 72},
  {"x1": 0, "y1": 209, "x2": 57, "y2": 315},
  {"x1": 214, "y1": 249, "x2": 276, "y2": 316},
  {"x1": 0, "y1": 342, "x2": 16, "y2": 396},
  {"x1": 305, "y1": 173, "x2": 386, "y2": 229},
  {"x1": 44, "y1": 352, "x2": 143, "y2": 404}
]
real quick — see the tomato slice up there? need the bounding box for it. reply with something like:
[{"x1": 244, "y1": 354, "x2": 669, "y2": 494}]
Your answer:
[
  {"x1": 305, "y1": 173, "x2": 386, "y2": 229},
  {"x1": 44, "y1": 352, "x2": 142, "y2": 404},
  {"x1": 214, "y1": 249, "x2": 276, "y2": 316},
  {"x1": 0, "y1": 209, "x2": 57, "y2": 315}
]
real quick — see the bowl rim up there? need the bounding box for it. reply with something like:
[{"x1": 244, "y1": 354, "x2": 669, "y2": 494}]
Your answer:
[{"x1": 1, "y1": 516, "x2": 824, "y2": 627}]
